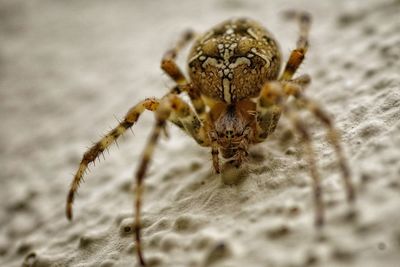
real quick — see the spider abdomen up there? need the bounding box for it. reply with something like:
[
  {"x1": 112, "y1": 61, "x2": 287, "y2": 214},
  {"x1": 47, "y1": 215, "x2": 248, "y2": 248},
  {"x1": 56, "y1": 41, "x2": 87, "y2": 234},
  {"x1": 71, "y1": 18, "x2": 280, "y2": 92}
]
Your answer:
[{"x1": 188, "y1": 18, "x2": 282, "y2": 104}]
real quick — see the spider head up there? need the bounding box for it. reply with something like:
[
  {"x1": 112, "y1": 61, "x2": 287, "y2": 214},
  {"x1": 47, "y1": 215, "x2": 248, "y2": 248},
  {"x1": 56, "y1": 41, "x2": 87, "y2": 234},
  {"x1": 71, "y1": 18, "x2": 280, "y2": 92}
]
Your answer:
[{"x1": 209, "y1": 100, "x2": 256, "y2": 161}]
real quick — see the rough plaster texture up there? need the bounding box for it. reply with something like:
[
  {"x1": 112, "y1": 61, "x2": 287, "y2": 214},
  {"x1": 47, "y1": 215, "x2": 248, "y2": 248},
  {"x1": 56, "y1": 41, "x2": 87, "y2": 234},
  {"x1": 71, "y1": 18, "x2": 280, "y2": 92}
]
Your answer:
[{"x1": 1, "y1": 0, "x2": 400, "y2": 266}]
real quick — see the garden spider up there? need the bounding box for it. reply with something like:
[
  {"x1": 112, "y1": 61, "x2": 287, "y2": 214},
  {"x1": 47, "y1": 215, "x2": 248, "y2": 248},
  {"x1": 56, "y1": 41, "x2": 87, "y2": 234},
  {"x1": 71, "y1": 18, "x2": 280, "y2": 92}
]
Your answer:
[{"x1": 66, "y1": 11, "x2": 355, "y2": 266}]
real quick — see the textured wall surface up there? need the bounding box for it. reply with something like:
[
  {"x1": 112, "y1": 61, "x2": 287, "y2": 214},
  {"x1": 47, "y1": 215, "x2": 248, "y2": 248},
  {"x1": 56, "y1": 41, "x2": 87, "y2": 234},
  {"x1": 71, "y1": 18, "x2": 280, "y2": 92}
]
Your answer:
[{"x1": 1, "y1": 0, "x2": 400, "y2": 266}]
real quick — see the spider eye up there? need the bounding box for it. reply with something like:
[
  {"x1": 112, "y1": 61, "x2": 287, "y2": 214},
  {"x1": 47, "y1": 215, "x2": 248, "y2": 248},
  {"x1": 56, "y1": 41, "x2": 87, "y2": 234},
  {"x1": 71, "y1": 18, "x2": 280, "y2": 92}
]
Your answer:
[{"x1": 226, "y1": 130, "x2": 234, "y2": 138}]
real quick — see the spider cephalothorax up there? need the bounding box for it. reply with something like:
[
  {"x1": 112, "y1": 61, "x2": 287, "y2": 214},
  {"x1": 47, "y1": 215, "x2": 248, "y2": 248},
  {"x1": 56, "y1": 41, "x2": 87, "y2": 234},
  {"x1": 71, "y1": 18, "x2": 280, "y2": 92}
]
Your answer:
[{"x1": 66, "y1": 12, "x2": 356, "y2": 267}]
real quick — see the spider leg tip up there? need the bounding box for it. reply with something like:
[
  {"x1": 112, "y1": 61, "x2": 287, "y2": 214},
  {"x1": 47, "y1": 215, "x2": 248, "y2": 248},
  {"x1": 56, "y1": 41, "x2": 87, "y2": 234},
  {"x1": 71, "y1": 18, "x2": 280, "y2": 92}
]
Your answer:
[{"x1": 66, "y1": 208, "x2": 73, "y2": 221}]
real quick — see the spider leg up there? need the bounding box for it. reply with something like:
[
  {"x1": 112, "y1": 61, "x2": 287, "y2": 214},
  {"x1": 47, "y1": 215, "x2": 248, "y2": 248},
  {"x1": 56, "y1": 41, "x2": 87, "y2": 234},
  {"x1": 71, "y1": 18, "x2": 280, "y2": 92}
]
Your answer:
[
  {"x1": 133, "y1": 105, "x2": 168, "y2": 266},
  {"x1": 66, "y1": 98, "x2": 159, "y2": 220},
  {"x1": 211, "y1": 139, "x2": 220, "y2": 174},
  {"x1": 161, "y1": 29, "x2": 195, "y2": 86},
  {"x1": 290, "y1": 74, "x2": 311, "y2": 88},
  {"x1": 280, "y1": 11, "x2": 311, "y2": 81},
  {"x1": 254, "y1": 76, "x2": 310, "y2": 142},
  {"x1": 281, "y1": 82, "x2": 355, "y2": 203},
  {"x1": 254, "y1": 86, "x2": 282, "y2": 142},
  {"x1": 256, "y1": 81, "x2": 355, "y2": 226},
  {"x1": 66, "y1": 89, "x2": 210, "y2": 222},
  {"x1": 290, "y1": 108, "x2": 324, "y2": 227},
  {"x1": 133, "y1": 94, "x2": 209, "y2": 266},
  {"x1": 256, "y1": 82, "x2": 324, "y2": 226},
  {"x1": 161, "y1": 30, "x2": 206, "y2": 116},
  {"x1": 168, "y1": 94, "x2": 209, "y2": 146},
  {"x1": 308, "y1": 102, "x2": 355, "y2": 201}
]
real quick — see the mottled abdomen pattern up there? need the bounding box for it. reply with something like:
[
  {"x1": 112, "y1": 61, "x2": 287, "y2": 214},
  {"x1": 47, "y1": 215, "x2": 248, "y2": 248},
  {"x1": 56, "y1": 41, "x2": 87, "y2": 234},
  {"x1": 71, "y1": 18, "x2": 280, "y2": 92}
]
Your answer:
[{"x1": 188, "y1": 18, "x2": 282, "y2": 103}]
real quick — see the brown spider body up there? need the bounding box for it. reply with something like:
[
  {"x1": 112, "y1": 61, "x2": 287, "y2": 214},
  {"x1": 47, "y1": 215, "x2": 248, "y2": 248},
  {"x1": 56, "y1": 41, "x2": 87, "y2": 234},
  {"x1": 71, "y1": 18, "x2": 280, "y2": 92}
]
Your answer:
[
  {"x1": 66, "y1": 13, "x2": 356, "y2": 266},
  {"x1": 188, "y1": 18, "x2": 283, "y2": 168},
  {"x1": 188, "y1": 18, "x2": 281, "y2": 103}
]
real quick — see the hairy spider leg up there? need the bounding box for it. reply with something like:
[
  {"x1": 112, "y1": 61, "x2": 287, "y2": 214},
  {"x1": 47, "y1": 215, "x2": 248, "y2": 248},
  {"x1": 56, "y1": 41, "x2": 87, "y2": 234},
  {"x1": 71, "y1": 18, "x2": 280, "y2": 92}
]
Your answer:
[
  {"x1": 133, "y1": 93, "x2": 209, "y2": 266},
  {"x1": 257, "y1": 82, "x2": 324, "y2": 226},
  {"x1": 290, "y1": 74, "x2": 312, "y2": 88},
  {"x1": 167, "y1": 94, "x2": 209, "y2": 146},
  {"x1": 255, "y1": 85, "x2": 282, "y2": 142},
  {"x1": 291, "y1": 108, "x2": 325, "y2": 227},
  {"x1": 284, "y1": 83, "x2": 356, "y2": 219},
  {"x1": 211, "y1": 138, "x2": 220, "y2": 174},
  {"x1": 161, "y1": 29, "x2": 206, "y2": 116},
  {"x1": 280, "y1": 11, "x2": 311, "y2": 81},
  {"x1": 257, "y1": 81, "x2": 355, "y2": 226},
  {"x1": 66, "y1": 93, "x2": 208, "y2": 221},
  {"x1": 280, "y1": 81, "x2": 355, "y2": 204},
  {"x1": 254, "y1": 75, "x2": 311, "y2": 142},
  {"x1": 66, "y1": 98, "x2": 159, "y2": 220},
  {"x1": 299, "y1": 97, "x2": 355, "y2": 203}
]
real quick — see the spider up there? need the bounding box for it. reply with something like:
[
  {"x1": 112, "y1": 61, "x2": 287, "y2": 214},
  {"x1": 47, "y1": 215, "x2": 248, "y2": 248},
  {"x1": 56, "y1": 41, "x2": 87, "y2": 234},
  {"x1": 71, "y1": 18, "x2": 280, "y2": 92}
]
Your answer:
[{"x1": 66, "y1": 11, "x2": 356, "y2": 266}]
